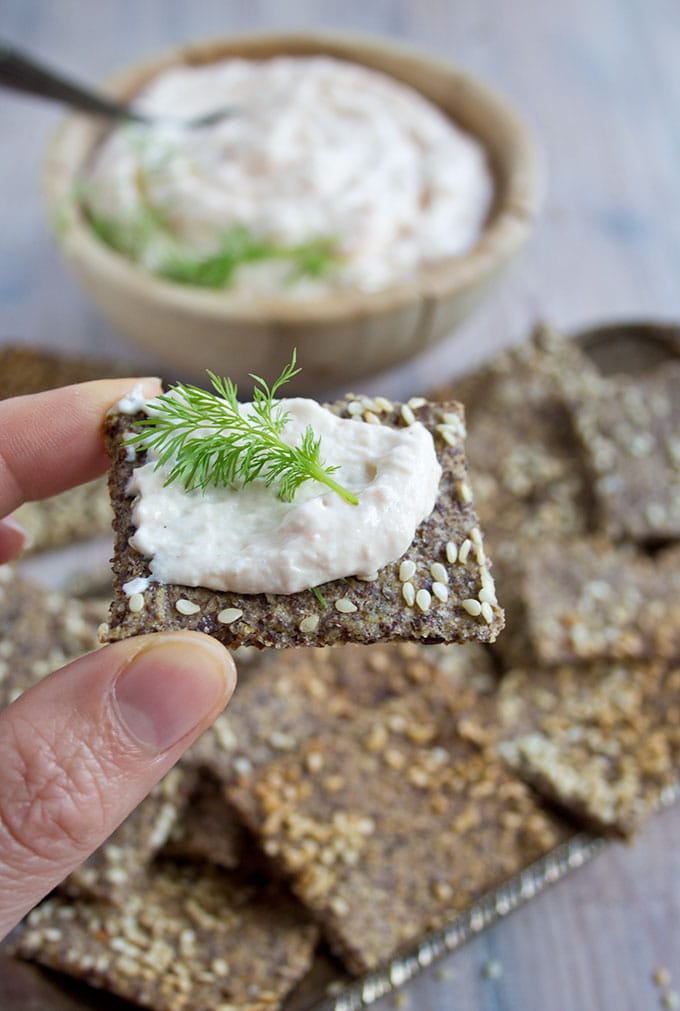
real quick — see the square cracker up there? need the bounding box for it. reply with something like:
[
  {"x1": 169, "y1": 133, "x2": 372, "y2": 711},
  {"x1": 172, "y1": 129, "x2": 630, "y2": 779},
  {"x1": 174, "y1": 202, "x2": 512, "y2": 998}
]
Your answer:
[
  {"x1": 183, "y1": 641, "x2": 497, "y2": 786},
  {"x1": 495, "y1": 661, "x2": 680, "y2": 837},
  {"x1": 431, "y1": 324, "x2": 598, "y2": 667},
  {"x1": 520, "y1": 538, "x2": 680, "y2": 665},
  {"x1": 104, "y1": 397, "x2": 504, "y2": 649},
  {"x1": 559, "y1": 358, "x2": 680, "y2": 542},
  {"x1": 16, "y1": 860, "x2": 319, "y2": 1011},
  {"x1": 227, "y1": 678, "x2": 567, "y2": 975},
  {"x1": 432, "y1": 323, "x2": 597, "y2": 563}
]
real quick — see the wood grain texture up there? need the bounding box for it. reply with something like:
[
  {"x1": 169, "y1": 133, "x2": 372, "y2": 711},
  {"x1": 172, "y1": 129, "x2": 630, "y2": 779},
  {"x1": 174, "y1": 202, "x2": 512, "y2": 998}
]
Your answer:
[{"x1": 1, "y1": 1, "x2": 680, "y2": 1009}]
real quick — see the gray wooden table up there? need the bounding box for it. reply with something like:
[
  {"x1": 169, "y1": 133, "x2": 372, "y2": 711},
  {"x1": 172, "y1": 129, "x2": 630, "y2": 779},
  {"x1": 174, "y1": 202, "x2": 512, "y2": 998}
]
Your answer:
[{"x1": 1, "y1": 2, "x2": 679, "y2": 1009}]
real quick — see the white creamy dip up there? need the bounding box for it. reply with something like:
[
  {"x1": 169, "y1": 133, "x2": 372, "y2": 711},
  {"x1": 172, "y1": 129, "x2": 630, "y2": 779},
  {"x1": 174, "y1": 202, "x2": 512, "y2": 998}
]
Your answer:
[
  {"x1": 125, "y1": 396, "x2": 441, "y2": 594},
  {"x1": 85, "y1": 55, "x2": 493, "y2": 296}
]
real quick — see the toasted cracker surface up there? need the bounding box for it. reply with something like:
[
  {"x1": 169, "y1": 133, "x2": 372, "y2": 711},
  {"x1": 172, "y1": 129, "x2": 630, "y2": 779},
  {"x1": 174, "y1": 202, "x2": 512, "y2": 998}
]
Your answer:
[
  {"x1": 559, "y1": 362, "x2": 680, "y2": 542},
  {"x1": 495, "y1": 661, "x2": 680, "y2": 836},
  {"x1": 16, "y1": 860, "x2": 318, "y2": 1011},
  {"x1": 104, "y1": 398, "x2": 503, "y2": 649},
  {"x1": 433, "y1": 324, "x2": 598, "y2": 667},
  {"x1": 183, "y1": 642, "x2": 497, "y2": 787},
  {"x1": 228, "y1": 676, "x2": 567, "y2": 975},
  {"x1": 520, "y1": 538, "x2": 680, "y2": 665}
]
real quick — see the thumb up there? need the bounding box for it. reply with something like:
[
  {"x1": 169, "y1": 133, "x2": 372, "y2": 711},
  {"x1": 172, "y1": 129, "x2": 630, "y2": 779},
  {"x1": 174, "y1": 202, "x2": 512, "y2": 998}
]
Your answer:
[{"x1": 0, "y1": 631, "x2": 235, "y2": 939}]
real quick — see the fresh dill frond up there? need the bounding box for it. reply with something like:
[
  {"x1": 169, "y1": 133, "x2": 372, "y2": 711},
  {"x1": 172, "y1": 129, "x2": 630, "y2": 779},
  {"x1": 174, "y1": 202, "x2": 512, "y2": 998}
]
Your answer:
[
  {"x1": 85, "y1": 193, "x2": 341, "y2": 289},
  {"x1": 127, "y1": 351, "x2": 359, "y2": 506}
]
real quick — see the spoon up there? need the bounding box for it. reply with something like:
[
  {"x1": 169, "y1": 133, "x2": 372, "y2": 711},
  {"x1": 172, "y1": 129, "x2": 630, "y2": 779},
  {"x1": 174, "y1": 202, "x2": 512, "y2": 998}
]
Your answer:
[{"x1": 0, "y1": 41, "x2": 233, "y2": 128}]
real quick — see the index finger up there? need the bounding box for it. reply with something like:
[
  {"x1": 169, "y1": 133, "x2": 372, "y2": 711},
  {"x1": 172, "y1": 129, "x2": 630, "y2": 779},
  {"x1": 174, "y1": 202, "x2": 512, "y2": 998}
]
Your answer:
[{"x1": 0, "y1": 377, "x2": 161, "y2": 518}]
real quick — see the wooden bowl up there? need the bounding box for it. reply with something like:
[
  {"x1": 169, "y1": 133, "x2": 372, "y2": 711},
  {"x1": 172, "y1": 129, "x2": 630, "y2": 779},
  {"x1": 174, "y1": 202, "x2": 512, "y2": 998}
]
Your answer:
[{"x1": 44, "y1": 33, "x2": 544, "y2": 392}]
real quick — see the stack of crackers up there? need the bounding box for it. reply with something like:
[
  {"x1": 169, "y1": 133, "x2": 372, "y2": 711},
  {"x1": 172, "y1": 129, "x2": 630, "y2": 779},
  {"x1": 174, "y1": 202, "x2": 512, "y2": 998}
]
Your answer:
[{"x1": 4, "y1": 327, "x2": 680, "y2": 1010}]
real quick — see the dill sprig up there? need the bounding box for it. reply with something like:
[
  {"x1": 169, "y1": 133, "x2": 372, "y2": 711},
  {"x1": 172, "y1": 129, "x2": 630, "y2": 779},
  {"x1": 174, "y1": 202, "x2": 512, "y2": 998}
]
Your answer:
[{"x1": 126, "y1": 352, "x2": 359, "y2": 506}]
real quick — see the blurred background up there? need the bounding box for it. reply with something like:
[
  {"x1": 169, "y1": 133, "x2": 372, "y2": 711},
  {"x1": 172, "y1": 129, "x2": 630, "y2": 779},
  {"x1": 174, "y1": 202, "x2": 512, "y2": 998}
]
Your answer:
[{"x1": 3, "y1": 0, "x2": 680, "y2": 391}]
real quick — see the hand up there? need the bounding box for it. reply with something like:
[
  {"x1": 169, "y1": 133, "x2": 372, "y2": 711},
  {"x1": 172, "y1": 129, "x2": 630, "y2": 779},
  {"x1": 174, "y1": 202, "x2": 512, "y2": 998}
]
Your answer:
[{"x1": 0, "y1": 378, "x2": 236, "y2": 939}]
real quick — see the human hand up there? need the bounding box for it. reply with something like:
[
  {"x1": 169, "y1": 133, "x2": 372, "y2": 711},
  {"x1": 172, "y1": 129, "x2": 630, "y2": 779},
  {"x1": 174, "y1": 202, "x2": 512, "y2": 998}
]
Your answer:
[{"x1": 0, "y1": 378, "x2": 236, "y2": 939}]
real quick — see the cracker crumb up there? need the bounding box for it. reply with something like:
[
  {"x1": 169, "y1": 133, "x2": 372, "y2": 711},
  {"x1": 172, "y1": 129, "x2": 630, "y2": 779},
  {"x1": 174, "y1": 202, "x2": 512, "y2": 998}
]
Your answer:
[
  {"x1": 482, "y1": 958, "x2": 503, "y2": 980},
  {"x1": 435, "y1": 965, "x2": 457, "y2": 982}
]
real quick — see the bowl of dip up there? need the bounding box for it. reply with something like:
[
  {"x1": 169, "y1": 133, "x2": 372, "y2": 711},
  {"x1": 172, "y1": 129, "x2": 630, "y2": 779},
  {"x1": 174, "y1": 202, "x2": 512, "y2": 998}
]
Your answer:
[{"x1": 44, "y1": 33, "x2": 544, "y2": 391}]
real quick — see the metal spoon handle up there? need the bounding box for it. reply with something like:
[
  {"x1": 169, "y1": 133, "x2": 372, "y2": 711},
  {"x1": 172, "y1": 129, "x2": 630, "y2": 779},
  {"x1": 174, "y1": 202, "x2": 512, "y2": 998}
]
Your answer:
[{"x1": 0, "y1": 42, "x2": 146, "y2": 122}]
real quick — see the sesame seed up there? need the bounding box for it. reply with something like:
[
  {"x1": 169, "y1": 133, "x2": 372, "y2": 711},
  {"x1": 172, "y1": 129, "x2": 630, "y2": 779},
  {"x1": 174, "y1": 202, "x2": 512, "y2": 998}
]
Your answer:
[
  {"x1": 347, "y1": 400, "x2": 363, "y2": 415},
  {"x1": 335, "y1": 597, "x2": 358, "y2": 614},
  {"x1": 364, "y1": 410, "x2": 381, "y2": 425},
  {"x1": 462, "y1": 598, "x2": 482, "y2": 616},
  {"x1": 458, "y1": 539, "x2": 472, "y2": 564},
  {"x1": 482, "y1": 958, "x2": 503, "y2": 980},
  {"x1": 446, "y1": 540, "x2": 457, "y2": 564},
  {"x1": 128, "y1": 593, "x2": 145, "y2": 614},
  {"x1": 457, "y1": 479, "x2": 473, "y2": 504},
  {"x1": 374, "y1": 396, "x2": 394, "y2": 412},
  {"x1": 175, "y1": 598, "x2": 200, "y2": 615},
  {"x1": 416, "y1": 589, "x2": 431, "y2": 613},
  {"x1": 654, "y1": 969, "x2": 672, "y2": 988},
  {"x1": 480, "y1": 566, "x2": 494, "y2": 588},
  {"x1": 217, "y1": 607, "x2": 243, "y2": 624},
  {"x1": 479, "y1": 585, "x2": 498, "y2": 605},
  {"x1": 435, "y1": 966, "x2": 457, "y2": 982},
  {"x1": 402, "y1": 582, "x2": 416, "y2": 607},
  {"x1": 408, "y1": 396, "x2": 426, "y2": 409},
  {"x1": 399, "y1": 559, "x2": 417, "y2": 582},
  {"x1": 401, "y1": 404, "x2": 416, "y2": 426},
  {"x1": 662, "y1": 993, "x2": 680, "y2": 1011},
  {"x1": 443, "y1": 411, "x2": 466, "y2": 436},
  {"x1": 470, "y1": 526, "x2": 483, "y2": 546},
  {"x1": 356, "y1": 571, "x2": 379, "y2": 581},
  {"x1": 299, "y1": 614, "x2": 320, "y2": 633},
  {"x1": 481, "y1": 601, "x2": 494, "y2": 623},
  {"x1": 432, "y1": 581, "x2": 449, "y2": 603},
  {"x1": 329, "y1": 896, "x2": 350, "y2": 917},
  {"x1": 436, "y1": 424, "x2": 459, "y2": 446},
  {"x1": 430, "y1": 562, "x2": 448, "y2": 584}
]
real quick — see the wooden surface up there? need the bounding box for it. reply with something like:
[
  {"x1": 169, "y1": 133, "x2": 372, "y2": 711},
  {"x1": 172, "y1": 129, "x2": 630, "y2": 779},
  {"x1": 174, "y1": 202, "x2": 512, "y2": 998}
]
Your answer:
[{"x1": 1, "y1": 1, "x2": 680, "y2": 1009}]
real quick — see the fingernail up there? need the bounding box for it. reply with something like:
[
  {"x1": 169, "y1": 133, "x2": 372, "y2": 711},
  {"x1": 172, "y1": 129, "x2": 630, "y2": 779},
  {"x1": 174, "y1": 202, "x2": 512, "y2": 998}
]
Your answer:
[
  {"x1": 0, "y1": 516, "x2": 30, "y2": 555},
  {"x1": 113, "y1": 634, "x2": 234, "y2": 753}
]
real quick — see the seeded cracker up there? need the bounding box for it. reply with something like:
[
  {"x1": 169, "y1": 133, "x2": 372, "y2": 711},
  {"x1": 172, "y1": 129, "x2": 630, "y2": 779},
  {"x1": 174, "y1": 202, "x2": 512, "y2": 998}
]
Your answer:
[
  {"x1": 495, "y1": 661, "x2": 680, "y2": 837},
  {"x1": 520, "y1": 538, "x2": 680, "y2": 665},
  {"x1": 0, "y1": 344, "x2": 135, "y2": 553},
  {"x1": 227, "y1": 678, "x2": 567, "y2": 975},
  {"x1": 558, "y1": 356, "x2": 680, "y2": 542},
  {"x1": 15, "y1": 860, "x2": 319, "y2": 1011},
  {"x1": 431, "y1": 324, "x2": 597, "y2": 665},
  {"x1": 104, "y1": 398, "x2": 504, "y2": 649},
  {"x1": 183, "y1": 642, "x2": 498, "y2": 785}
]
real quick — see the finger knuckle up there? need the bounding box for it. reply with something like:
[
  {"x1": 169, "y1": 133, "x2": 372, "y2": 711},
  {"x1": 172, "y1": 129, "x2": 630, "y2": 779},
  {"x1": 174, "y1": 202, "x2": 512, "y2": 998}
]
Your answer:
[{"x1": 0, "y1": 714, "x2": 109, "y2": 867}]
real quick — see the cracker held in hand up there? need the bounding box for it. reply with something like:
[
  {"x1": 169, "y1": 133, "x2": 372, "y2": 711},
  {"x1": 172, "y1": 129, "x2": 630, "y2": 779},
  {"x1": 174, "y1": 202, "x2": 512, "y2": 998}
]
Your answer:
[{"x1": 104, "y1": 383, "x2": 503, "y2": 649}]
